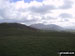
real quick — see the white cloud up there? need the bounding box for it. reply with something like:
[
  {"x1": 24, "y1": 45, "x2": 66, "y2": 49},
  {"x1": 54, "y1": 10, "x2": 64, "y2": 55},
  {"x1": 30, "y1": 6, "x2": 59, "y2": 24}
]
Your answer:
[
  {"x1": 43, "y1": 0, "x2": 64, "y2": 7},
  {"x1": 0, "y1": 0, "x2": 75, "y2": 27}
]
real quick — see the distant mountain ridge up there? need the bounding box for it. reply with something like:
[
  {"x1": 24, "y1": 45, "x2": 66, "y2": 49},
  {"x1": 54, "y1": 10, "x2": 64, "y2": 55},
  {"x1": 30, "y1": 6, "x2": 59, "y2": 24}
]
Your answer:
[
  {"x1": 0, "y1": 23, "x2": 75, "y2": 33},
  {"x1": 30, "y1": 23, "x2": 64, "y2": 31}
]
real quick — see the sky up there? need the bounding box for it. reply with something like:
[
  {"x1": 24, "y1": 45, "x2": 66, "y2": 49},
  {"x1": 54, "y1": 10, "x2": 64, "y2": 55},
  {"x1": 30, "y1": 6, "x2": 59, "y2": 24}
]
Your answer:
[{"x1": 0, "y1": 0, "x2": 75, "y2": 27}]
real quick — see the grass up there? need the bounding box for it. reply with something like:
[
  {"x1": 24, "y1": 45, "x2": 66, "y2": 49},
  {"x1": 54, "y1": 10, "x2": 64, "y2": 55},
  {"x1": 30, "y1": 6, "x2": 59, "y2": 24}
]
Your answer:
[{"x1": 0, "y1": 28, "x2": 75, "y2": 56}]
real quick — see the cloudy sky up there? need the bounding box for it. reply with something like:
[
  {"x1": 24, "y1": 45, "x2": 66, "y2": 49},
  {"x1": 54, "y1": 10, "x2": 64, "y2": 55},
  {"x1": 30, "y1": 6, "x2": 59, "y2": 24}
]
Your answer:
[{"x1": 0, "y1": 0, "x2": 75, "y2": 27}]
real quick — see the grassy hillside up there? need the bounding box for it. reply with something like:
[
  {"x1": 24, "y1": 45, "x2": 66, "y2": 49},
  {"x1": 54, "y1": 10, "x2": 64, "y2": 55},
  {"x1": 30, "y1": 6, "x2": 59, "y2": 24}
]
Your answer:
[{"x1": 0, "y1": 23, "x2": 75, "y2": 56}]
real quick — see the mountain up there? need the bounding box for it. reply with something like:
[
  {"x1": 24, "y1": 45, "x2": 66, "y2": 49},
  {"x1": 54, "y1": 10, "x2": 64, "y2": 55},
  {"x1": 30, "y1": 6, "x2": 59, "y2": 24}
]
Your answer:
[
  {"x1": 64, "y1": 26, "x2": 75, "y2": 33},
  {"x1": 0, "y1": 23, "x2": 75, "y2": 56},
  {"x1": 0, "y1": 23, "x2": 37, "y2": 31},
  {"x1": 30, "y1": 23, "x2": 64, "y2": 31}
]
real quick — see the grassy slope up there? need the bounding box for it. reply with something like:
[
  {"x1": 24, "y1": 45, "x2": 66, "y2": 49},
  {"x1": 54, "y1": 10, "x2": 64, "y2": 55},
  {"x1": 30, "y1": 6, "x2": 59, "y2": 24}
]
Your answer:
[{"x1": 0, "y1": 25, "x2": 75, "y2": 56}]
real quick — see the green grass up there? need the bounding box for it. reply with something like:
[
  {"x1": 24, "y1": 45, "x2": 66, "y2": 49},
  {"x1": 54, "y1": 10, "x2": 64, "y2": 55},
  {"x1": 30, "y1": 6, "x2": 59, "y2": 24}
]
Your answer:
[{"x1": 0, "y1": 28, "x2": 75, "y2": 56}]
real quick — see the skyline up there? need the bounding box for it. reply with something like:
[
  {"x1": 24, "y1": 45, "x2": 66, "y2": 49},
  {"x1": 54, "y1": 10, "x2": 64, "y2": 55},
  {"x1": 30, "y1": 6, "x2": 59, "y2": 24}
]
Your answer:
[{"x1": 0, "y1": 0, "x2": 75, "y2": 27}]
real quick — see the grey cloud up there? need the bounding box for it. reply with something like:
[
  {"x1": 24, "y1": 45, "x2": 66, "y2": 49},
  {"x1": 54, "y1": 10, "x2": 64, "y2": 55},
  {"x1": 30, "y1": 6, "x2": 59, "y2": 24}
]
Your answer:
[
  {"x1": 0, "y1": 7, "x2": 38, "y2": 25},
  {"x1": 59, "y1": 13, "x2": 72, "y2": 18},
  {"x1": 0, "y1": 9, "x2": 8, "y2": 19},
  {"x1": 59, "y1": 0, "x2": 73, "y2": 9},
  {"x1": 45, "y1": 16, "x2": 56, "y2": 20},
  {"x1": 0, "y1": 18, "x2": 38, "y2": 25},
  {"x1": 0, "y1": 19, "x2": 18, "y2": 23},
  {"x1": 42, "y1": 16, "x2": 56, "y2": 20},
  {"x1": 29, "y1": 5, "x2": 56, "y2": 14}
]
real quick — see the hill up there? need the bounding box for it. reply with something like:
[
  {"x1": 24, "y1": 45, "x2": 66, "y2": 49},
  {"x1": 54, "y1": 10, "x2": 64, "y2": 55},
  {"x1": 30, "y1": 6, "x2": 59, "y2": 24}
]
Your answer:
[
  {"x1": 0, "y1": 23, "x2": 37, "y2": 30},
  {"x1": 0, "y1": 23, "x2": 75, "y2": 56},
  {"x1": 0, "y1": 23, "x2": 38, "y2": 37},
  {"x1": 30, "y1": 23, "x2": 64, "y2": 31}
]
